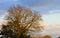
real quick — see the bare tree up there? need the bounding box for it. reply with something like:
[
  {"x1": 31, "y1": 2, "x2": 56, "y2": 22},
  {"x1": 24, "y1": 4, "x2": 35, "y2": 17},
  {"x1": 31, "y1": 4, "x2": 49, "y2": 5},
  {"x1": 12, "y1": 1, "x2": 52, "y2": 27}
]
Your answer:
[{"x1": 2, "y1": 6, "x2": 42, "y2": 38}]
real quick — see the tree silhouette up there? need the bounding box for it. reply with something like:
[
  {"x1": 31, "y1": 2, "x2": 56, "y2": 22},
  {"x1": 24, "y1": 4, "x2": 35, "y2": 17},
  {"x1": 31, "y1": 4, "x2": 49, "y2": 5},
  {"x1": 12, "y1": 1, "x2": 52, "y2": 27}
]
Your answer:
[
  {"x1": 2, "y1": 6, "x2": 42, "y2": 38},
  {"x1": 58, "y1": 37, "x2": 60, "y2": 38}
]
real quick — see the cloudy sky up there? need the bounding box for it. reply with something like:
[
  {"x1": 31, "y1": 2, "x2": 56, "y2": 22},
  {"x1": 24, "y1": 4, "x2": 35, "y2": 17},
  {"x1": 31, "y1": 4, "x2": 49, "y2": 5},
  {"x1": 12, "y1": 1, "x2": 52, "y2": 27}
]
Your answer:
[
  {"x1": 0, "y1": 0, "x2": 60, "y2": 36},
  {"x1": 0, "y1": 0, "x2": 60, "y2": 13}
]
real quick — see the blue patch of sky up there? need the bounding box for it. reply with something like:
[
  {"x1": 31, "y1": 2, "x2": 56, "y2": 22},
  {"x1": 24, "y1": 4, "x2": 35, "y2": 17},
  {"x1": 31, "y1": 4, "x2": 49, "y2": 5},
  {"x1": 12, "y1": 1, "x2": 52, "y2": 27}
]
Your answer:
[
  {"x1": 18, "y1": 0, "x2": 47, "y2": 7},
  {"x1": 0, "y1": 0, "x2": 60, "y2": 14}
]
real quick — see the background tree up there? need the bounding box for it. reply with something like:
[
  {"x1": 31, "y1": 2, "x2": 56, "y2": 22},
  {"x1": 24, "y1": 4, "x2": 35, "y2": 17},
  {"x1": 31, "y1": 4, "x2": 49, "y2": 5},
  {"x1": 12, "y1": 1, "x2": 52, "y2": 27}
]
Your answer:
[
  {"x1": 2, "y1": 6, "x2": 42, "y2": 38},
  {"x1": 43, "y1": 35, "x2": 52, "y2": 38},
  {"x1": 58, "y1": 37, "x2": 60, "y2": 38}
]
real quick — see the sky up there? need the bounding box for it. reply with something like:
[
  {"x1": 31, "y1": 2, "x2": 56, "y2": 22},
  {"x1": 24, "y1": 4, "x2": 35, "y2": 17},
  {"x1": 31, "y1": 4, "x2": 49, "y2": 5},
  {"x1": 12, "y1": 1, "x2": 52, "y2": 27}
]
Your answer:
[
  {"x1": 0, "y1": 0, "x2": 60, "y2": 13},
  {"x1": 0, "y1": 0, "x2": 60, "y2": 37}
]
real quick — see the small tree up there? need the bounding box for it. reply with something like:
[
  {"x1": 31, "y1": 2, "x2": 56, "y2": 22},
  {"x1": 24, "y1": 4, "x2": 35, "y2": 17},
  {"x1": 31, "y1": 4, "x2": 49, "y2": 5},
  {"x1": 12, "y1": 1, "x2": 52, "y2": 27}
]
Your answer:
[{"x1": 2, "y1": 6, "x2": 42, "y2": 38}]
